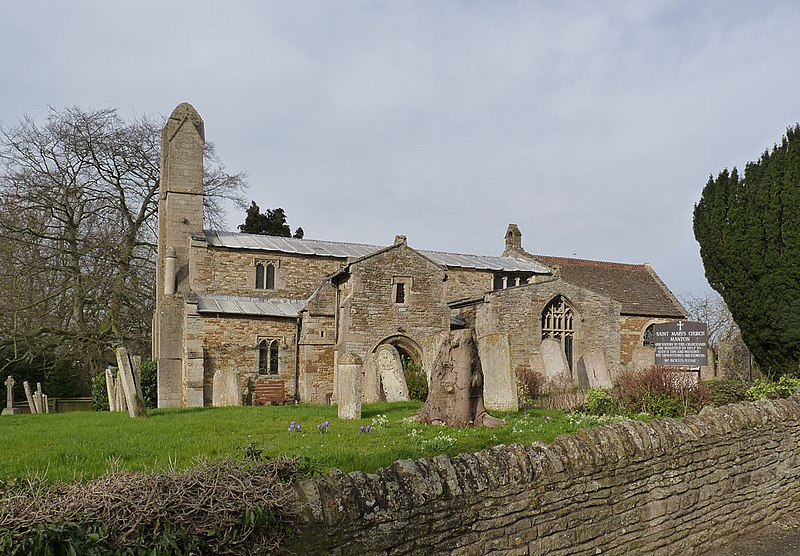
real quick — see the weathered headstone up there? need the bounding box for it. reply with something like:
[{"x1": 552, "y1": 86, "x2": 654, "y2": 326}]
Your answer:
[
  {"x1": 582, "y1": 351, "x2": 612, "y2": 389},
  {"x1": 337, "y1": 353, "x2": 362, "y2": 420},
  {"x1": 478, "y1": 333, "x2": 518, "y2": 411},
  {"x1": 540, "y1": 337, "x2": 570, "y2": 381},
  {"x1": 105, "y1": 368, "x2": 117, "y2": 412},
  {"x1": 376, "y1": 344, "x2": 409, "y2": 402},
  {"x1": 23, "y1": 381, "x2": 36, "y2": 414},
  {"x1": 361, "y1": 352, "x2": 381, "y2": 403},
  {"x1": 35, "y1": 383, "x2": 43, "y2": 414},
  {"x1": 417, "y1": 329, "x2": 505, "y2": 428},
  {"x1": 43, "y1": 394, "x2": 49, "y2": 413},
  {"x1": 212, "y1": 370, "x2": 241, "y2": 406},
  {"x1": 115, "y1": 347, "x2": 148, "y2": 418},
  {"x1": 2, "y1": 376, "x2": 20, "y2": 415}
]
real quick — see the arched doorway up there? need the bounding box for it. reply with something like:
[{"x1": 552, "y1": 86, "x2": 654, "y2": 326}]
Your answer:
[
  {"x1": 541, "y1": 296, "x2": 575, "y2": 371},
  {"x1": 371, "y1": 335, "x2": 426, "y2": 401}
]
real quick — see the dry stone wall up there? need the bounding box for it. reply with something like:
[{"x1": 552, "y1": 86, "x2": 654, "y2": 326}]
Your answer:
[{"x1": 284, "y1": 397, "x2": 800, "y2": 555}]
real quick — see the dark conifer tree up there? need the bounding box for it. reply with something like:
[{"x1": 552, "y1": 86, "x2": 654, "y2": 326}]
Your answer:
[
  {"x1": 238, "y1": 201, "x2": 296, "y2": 238},
  {"x1": 694, "y1": 125, "x2": 800, "y2": 376}
]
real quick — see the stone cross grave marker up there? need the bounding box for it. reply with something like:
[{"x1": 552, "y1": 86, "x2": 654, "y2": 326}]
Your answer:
[{"x1": 2, "y1": 376, "x2": 20, "y2": 415}]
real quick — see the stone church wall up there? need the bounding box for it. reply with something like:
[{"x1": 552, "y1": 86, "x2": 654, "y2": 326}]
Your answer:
[
  {"x1": 476, "y1": 278, "x2": 622, "y2": 378},
  {"x1": 285, "y1": 397, "x2": 800, "y2": 555},
  {"x1": 201, "y1": 315, "x2": 297, "y2": 402},
  {"x1": 338, "y1": 245, "x2": 450, "y2": 364},
  {"x1": 445, "y1": 268, "x2": 494, "y2": 301},
  {"x1": 195, "y1": 246, "x2": 344, "y2": 299}
]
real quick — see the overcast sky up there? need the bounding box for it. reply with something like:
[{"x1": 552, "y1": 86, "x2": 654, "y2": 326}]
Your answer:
[{"x1": 2, "y1": 1, "x2": 799, "y2": 299}]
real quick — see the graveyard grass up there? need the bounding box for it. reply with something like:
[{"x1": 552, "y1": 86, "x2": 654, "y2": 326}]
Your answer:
[{"x1": 0, "y1": 402, "x2": 607, "y2": 484}]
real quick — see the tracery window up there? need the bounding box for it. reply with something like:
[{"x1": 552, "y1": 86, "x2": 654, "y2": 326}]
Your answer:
[
  {"x1": 642, "y1": 324, "x2": 655, "y2": 347},
  {"x1": 541, "y1": 296, "x2": 574, "y2": 370},
  {"x1": 258, "y1": 339, "x2": 280, "y2": 375}
]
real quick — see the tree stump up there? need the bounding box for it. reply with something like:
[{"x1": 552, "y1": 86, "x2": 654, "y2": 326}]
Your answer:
[{"x1": 416, "y1": 329, "x2": 505, "y2": 428}]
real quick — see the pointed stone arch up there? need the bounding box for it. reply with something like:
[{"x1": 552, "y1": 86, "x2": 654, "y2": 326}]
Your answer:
[{"x1": 541, "y1": 295, "x2": 577, "y2": 371}]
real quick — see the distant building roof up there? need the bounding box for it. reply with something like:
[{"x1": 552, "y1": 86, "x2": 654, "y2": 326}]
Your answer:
[
  {"x1": 195, "y1": 293, "x2": 305, "y2": 318},
  {"x1": 532, "y1": 255, "x2": 686, "y2": 318},
  {"x1": 204, "y1": 230, "x2": 551, "y2": 274}
]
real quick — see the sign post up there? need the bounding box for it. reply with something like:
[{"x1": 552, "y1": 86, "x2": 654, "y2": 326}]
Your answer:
[{"x1": 654, "y1": 321, "x2": 708, "y2": 367}]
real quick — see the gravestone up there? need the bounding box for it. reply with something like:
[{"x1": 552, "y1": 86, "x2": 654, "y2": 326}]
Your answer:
[
  {"x1": 361, "y1": 352, "x2": 381, "y2": 403},
  {"x1": 376, "y1": 344, "x2": 409, "y2": 402},
  {"x1": 115, "y1": 347, "x2": 148, "y2": 418},
  {"x1": 417, "y1": 329, "x2": 504, "y2": 428},
  {"x1": 541, "y1": 337, "x2": 571, "y2": 381},
  {"x1": 23, "y1": 381, "x2": 36, "y2": 413},
  {"x1": 582, "y1": 351, "x2": 612, "y2": 389},
  {"x1": 35, "y1": 383, "x2": 44, "y2": 414},
  {"x1": 105, "y1": 368, "x2": 118, "y2": 411},
  {"x1": 478, "y1": 333, "x2": 518, "y2": 411},
  {"x1": 2, "y1": 376, "x2": 20, "y2": 415},
  {"x1": 212, "y1": 370, "x2": 241, "y2": 406},
  {"x1": 337, "y1": 353, "x2": 362, "y2": 420}
]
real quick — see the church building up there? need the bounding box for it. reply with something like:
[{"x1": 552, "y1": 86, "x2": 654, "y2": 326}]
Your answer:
[{"x1": 153, "y1": 103, "x2": 687, "y2": 409}]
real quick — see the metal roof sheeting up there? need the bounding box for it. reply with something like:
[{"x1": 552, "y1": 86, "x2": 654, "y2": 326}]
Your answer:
[
  {"x1": 204, "y1": 230, "x2": 551, "y2": 273},
  {"x1": 420, "y1": 250, "x2": 550, "y2": 273},
  {"x1": 205, "y1": 230, "x2": 379, "y2": 258},
  {"x1": 196, "y1": 294, "x2": 305, "y2": 318}
]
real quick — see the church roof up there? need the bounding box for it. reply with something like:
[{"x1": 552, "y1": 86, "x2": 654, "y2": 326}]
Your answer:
[
  {"x1": 195, "y1": 293, "x2": 305, "y2": 318},
  {"x1": 204, "y1": 230, "x2": 551, "y2": 273},
  {"x1": 532, "y1": 255, "x2": 686, "y2": 318}
]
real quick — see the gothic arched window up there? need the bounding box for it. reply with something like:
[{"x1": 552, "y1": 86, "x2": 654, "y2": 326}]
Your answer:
[
  {"x1": 255, "y1": 261, "x2": 277, "y2": 290},
  {"x1": 258, "y1": 339, "x2": 280, "y2": 375},
  {"x1": 255, "y1": 262, "x2": 265, "y2": 289},
  {"x1": 643, "y1": 324, "x2": 655, "y2": 347},
  {"x1": 541, "y1": 296, "x2": 574, "y2": 370}
]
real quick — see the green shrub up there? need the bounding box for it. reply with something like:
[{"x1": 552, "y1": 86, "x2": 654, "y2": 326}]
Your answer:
[
  {"x1": 707, "y1": 379, "x2": 750, "y2": 406},
  {"x1": 402, "y1": 356, "x2": 428, "y2": 401},
  {"x1": 583, "y1": 388, "x2": 619, "y2": 415},
  {"x1": 746, "y1": 376, "x2": 800, "y2": 400},
  {"x1": 91, "y1": 371, "x2": 110, "y2": 411},
  {"x1": 613, "y1": 366, "x2": 711, "y2": 417},
  {"x1": 140, "y1": 360, "x2": 158, "y2": 408},
  {"x1": 91, "y1": 361, "x2": 158, "y2": 411}
]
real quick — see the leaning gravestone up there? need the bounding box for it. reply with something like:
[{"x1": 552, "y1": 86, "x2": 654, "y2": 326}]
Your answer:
[
  {"x1": 417, "y1": 329, "x2": 504, "y2": 428},
  {"x1": 541, "y1": 337, "x2": 571, "y2": 381},
  {"x1": 115, "y1": 347, "x2": 148, "y2": 418},
  {"x1": 376, "y1": 344, "x2": 409, "y2": 402},
  {"x1": 212, "y1": 370, "x2": 241, "y2": 406},
  {"x1": 582, "y1": 351, "x2": 612, "y2": 389},
  {"x1": 2, "y1": 376, "x2": 20, "y2": 415},
  {"x1": 23, "y1": 381, "x2": 36, "y2": 414}
]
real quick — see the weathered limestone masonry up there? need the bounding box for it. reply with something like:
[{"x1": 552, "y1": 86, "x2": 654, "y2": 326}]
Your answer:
[
  {"x1": 285, "y1": 397, "x2": 800, "y2": 555},
  {"x1": 154, "y1": 103, "x2": 206, "y2": 408},
  {"x1": 476, "y1": 278, "x2": 622, "y2": 379}
]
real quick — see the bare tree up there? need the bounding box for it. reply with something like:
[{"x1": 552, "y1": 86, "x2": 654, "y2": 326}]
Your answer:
[{"x1": 0, "y1": 107, "x2": 246, "y2": 392}]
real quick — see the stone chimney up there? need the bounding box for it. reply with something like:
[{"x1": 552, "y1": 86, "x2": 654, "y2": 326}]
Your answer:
[
  {"x1": 394, "y1": 235, "x2": 407, "y2": 246},
  {"x1": 504, "y1": 224, "x2": 522, "y2": 254}
]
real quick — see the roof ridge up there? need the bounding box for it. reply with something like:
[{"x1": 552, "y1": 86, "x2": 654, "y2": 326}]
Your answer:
[{"x1": 533, "y1": 254, "x2": 647, "y2": 270}]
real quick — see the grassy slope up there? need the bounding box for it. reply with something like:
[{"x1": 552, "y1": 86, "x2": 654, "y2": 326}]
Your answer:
[{"x1": 0, "y1": 402, "x2": 606, "y2": 484}]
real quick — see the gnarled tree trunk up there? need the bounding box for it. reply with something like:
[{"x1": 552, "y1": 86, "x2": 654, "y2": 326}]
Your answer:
[{"x1": 417, "y1": 329, "x2": 504, "y2": 428}]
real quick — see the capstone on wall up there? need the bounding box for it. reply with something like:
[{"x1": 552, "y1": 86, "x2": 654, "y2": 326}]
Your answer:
[
  {"x1": 285, "y1": 397, "x2": 800, "y2": 555},
  {"x1": 475, "y1": 278, "x2": 622, "y2": 378}
]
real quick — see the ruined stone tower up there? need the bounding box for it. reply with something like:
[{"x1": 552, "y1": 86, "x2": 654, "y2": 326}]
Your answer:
[{"x1": 153, "y1": 103, "x2": 205, "y2": 408}]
